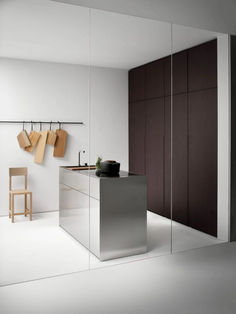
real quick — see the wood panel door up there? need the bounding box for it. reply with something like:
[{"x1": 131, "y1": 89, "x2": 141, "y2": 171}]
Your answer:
[
  {"x1": 164, "y1": 95, "x2": 188, "y2": 224},
  {"x1": 172, "y1": 94, "x2": 188, "y2": 225},
  {"x1": 129, "y1": 101, "x2": 146, "y2": 175},
  {"x1": 146, "y1": 59, "x2": 164, "y2": 99},
  {"x1": 173, "y1": 51, "x2": 188, "y2": 95},
  {"x1": 188, "y1": 40, "x2": 217, "y2": 92},
  {"x1": 129, "y1": 66, "x2": 146, "y2": 102},
  {"x1": 146, "y1": 98, "x2": 165, "y2": 215},
  {"x1": 164, "y1": 97, "x2": 171, "y2": 219},
  {"x1": 188, "y1": 88, "x2": 217, "y2": 236}
]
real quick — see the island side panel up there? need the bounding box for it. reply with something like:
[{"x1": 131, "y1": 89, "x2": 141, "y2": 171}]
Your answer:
[
  {"x1": 59, "y1": 168, "x2": 90, "y2": 250},
  {"x1": 100, "y1": 175, "x2": 147, "y2": 261}
]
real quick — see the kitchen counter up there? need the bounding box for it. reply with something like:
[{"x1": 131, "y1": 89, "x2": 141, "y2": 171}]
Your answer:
[{"x1": 59, "y1": 166, "x2": 147, "y2": 261}]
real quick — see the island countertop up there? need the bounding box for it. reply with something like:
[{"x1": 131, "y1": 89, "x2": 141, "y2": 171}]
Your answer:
[{"x1": 60, "y1": 166, "x2": 138, "y2": 179}]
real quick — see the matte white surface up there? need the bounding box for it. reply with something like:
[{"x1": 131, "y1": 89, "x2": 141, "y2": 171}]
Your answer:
[
  {"x1": 0, "y1": 1, "x2": 219, "y2": 69},
  {"x1": 0, "y1": 211, "x2": 222, "y2": 285},
  {"x1": 0, "y1": 58, "x2": 128, "y2": 216},
  {"x1": 1, "y1": 239, "x2": 235, "y2": 314}
]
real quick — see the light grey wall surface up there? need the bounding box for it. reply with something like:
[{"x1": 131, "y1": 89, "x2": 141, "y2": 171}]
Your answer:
[
  {"x1": 53, "y1": 0, "x2": 236, "y2": 34},
  {"x1": 0, "y1": 58, "x2": 128, "y2": 215}
]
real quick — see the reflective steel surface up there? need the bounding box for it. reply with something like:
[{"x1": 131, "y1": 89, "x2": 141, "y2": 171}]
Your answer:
[{"x1": 59, "y1": 168, "x2": 147, "y2": 261}]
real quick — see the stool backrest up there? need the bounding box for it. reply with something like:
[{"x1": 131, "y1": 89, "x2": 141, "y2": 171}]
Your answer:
[{"x1": 9, "y1": 167, "x2": 28, "y2": 190}]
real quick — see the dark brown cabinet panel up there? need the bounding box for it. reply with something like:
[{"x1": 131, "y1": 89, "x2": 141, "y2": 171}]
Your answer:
[
  {"x1": 129, "y1": 40, "x2": 217, "y2": 237},
  {"x1": 164, "y1": 95, "x2": 188, "y2": 224},
  {"x1": 173, "y1": 51, "x2": 188, "y2": 95},
  {"x1": 164, "y1": 56, "x2": 171, "y2": 96},
  {"x1": 146, "y1": 59, "x2": 164, "y2": 99},
  {"x1": 188, "y1": 88, "x2": 217, "y2": 236},
  {"x1": 164, "y1": 52, "x2": 188, "y2": 96},
  {"x1": 164, "y1": 97, "x2": 171, "y2": 219},
  {"x1": 129, "y1": 67, "x2": 146, "y2": 102},
  {"x1": 172, "y1": 94, "x2": 188, "y2": 224},
  {"x1": 146, "y1": 98, "x2": 165, "y2": 215},
  {"x1": 129, "y1": 101, "x2": 146, "y2": 175},
  {"x1": 188, "y1": 39, "x2": 217, "y2": 92}
]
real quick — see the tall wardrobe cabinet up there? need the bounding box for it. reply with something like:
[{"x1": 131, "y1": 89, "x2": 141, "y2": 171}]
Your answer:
[{"x1": 129, "y1": 39, "x2": 217, "y2": 237}]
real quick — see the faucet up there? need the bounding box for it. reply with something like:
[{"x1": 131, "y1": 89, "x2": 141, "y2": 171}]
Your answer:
[{"x1": 78, "y1": 150, "x2": 85, "y2": 166}]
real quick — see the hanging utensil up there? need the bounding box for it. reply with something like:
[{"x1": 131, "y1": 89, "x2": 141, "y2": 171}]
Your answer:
[
  {"x1": 34, "y1": 122, "x2": 48, "y2": 164},
  {"x1": 53, "y1": 122, "x2": 67, "y2": 158},
  {"x1": 47, "y1": 121, "x2": 57, "y2": 146},
  {"x1": 17, "y1": 121, "x2": 31, "y2": 148},
  {"x1": 25, "y1": 121, "x2": 41, "y2": 152}
]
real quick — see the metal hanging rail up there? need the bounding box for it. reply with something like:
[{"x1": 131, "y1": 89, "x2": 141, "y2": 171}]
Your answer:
[{"x1": 0, "y1": 120, "x2": 84, "y2": 125}]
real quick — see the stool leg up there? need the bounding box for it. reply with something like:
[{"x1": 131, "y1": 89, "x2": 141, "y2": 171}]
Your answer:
[
  {"x1": 30, "y1": 193, "x2": 32, "y2": 221},
  {"x1": 24, "y1": 193, "x2": 27, "y2": 217},
  {"x1": 9, "y1": 193, "x2": 11, "y2": 218},
  {"x1": 11, "y1": 194, "x2": 14, "y2": 223}
]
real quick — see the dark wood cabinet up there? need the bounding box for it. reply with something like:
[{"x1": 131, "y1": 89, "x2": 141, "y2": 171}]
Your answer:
[
  {"x1": 164, "y1": 97, "x2": 171, "y2": 218},
  {"x1": 146, "y1": 59, "x2": 164, "y2": 99},
  {"x1": 129, "y1": 101, "x2": 146, "y2": 175},
  {"x1": 188, "y1": 39, "x2": 217, "y2": 92},
  {"x1": 172, "y1": 94, "x2": 188, "y2": 225},
  {"x1": 164, "y1": 95, "x2": 188, "y2": 224},
  {"x1": 188, "y1": 88, "x2": 217, "y2": 236},
  {"x1": 129, "y1": 66, "x2": 146, "y2": 102},
  {"x1": 146, "y1": 98, "x2": 165, "y2": 214},
  {"x1": 129, "y1": 40, "x2": 217, "y2": 237},
  {"x1": 164, "y1": 52, "x2": 188, "y2": 96},
  {"x1": 173, "y1": 51, "x2": 188, "y2": 95},
  {"x1": 164, "y1": 56, "x2": 171, "y2": 96}
]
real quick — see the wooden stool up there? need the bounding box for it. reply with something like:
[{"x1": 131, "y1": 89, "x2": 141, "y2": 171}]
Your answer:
[{"x1": 9, "y1": 167, "x2": 32, "y2": 223}]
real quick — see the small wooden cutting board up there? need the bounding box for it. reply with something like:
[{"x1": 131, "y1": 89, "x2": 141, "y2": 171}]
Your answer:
[
  {"x1": 47, "y1": 130, "x2": 57, "y2": 145},
  {"x1": 34, "y1": 130, "x2": 48, "y2": 164},
  {"x1": 53, "y1": 129, "x2": 67, "y2": 157},
  {"x1": 17, "y1": 130, "x2": 31, "y2": 148},
  {"x1": 25, "y1": 131, "x2": 41, "y2": 152}
]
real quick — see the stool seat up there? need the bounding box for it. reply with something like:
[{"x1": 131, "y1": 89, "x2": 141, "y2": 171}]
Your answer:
[
  {"x1": 9, "y1": 167, "x2": 32, "y2": 223},
  {"x1": 10, "y1": 189, "x2": 32, "y2": 195}
]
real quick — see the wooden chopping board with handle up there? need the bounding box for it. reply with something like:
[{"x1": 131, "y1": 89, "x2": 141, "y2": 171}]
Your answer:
[
  {"x1": 53, "y1": 129, "x2": 67, "y2": 157},
  {"x1": 17, "y1": 130, "x2": 31, "y2": 148},
  {"x1": 25, "y1": 131, "x2": 41, "y2": 152},
  {"x1": 47, "y1": 130, "x2": 57, "y2": 145},
  {"x1": 34, "y1": 130, "x2": 48, "y2": 164}
]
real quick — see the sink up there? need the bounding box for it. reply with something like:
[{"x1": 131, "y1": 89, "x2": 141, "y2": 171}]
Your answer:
[{"x1": 65, "y1": 165, "x2": 96, "y2": 171}]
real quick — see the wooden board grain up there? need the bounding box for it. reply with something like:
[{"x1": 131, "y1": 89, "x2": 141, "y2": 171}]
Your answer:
[
  {"x1": 47, "y1": 130, "x2": 57, "y2": 145},
  {"x1": 53, "y1": 129, "x2": 67, "y2": 157},
  {"x1": 17, "y1": 130, "x2": 31, "y2": 148},
  {"x1": 25, "y1": 131, "x2": 41, "y2": 152},
  {"x1": 34, "y1": 130, "x2": 48, "y2": 164}
]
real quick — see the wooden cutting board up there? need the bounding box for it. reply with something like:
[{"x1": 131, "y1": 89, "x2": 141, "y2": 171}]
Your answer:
[
  {"x1": 25, "y1": 131, "x2": 41, "y2": 152},
  {"x1": 53, "y1": 129, "x2": 67, "y2": 157},
  {"x1": 34, "y1": 130, "x2": 48, "y2": 164},
  {"x1": 17, "y1": 130, "x2": 31, "y2": 148},
  {"x1": 47, "y1": 130, "x2": 57, "y2": 145}
]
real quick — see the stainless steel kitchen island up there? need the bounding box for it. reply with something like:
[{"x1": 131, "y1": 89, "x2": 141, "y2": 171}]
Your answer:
[{"x1": 59, "y1": 167, "x2": 147, "y2": 261}]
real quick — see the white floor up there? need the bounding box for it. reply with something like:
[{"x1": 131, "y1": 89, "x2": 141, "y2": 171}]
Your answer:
[{"x1": 0, "y1": 211, "x2": 223, "y2": 285}]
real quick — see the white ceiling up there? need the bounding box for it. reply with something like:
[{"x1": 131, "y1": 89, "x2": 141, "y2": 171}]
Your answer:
[{"x1": 0, "y1": 0, "x2": 219, "y2": 69}]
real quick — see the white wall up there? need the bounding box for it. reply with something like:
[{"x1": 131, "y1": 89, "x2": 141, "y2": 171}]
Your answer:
[
  {"x1": 90, "y1": 67, "x2": 128, "y2": 169},
  {"x1": 217, "y1": 34, "x2": 231, "y2": 241},
  {"x1": 0, "y1": 58, "x2": 128, "y2": 216}
]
